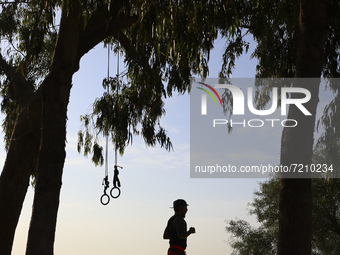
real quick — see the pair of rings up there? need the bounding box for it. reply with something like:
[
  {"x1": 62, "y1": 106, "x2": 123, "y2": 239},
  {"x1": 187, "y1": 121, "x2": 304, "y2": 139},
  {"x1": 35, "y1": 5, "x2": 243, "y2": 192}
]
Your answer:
[{"x1": 100, "y1": 186, "x2": 121, "y2": 205}]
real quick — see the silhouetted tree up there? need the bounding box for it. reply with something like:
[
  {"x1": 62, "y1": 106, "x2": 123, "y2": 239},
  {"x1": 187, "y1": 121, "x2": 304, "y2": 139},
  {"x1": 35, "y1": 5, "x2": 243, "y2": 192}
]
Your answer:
[{"x1": 0, "y1": 1, "x2": 237, "y2": 254}]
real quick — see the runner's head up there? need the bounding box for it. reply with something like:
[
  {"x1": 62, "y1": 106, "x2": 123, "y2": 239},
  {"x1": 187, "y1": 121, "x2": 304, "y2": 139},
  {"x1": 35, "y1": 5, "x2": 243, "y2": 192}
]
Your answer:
[{"x1": 173, "y1": 199, "x2": 188, "y2": 217}]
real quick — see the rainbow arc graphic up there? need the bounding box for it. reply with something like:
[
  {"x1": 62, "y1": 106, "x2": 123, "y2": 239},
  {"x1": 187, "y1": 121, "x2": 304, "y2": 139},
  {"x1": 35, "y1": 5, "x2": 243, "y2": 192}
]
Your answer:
[{"x1": 196, "y1": 82, "x2": 222, "y2": 115}]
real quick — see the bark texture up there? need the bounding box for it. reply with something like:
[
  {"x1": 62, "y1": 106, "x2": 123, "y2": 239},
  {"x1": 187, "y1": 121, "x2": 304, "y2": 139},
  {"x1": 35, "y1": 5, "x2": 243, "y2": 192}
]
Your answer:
[
  {"x1": 0, "y1": 66, "x2": 42, "y2": 255},
  {"x1": 0, "y1": 2, "x2": 144, "y2": 254},
  {"x1": 25, "y1": 3, "x2": 83, "y2": 254},
  {"x1": 24, "y1": 3, "x2": 136, "y2": 254},
  {"x1": 278, "y1": 0, "x2": 327, "y2": 254}
]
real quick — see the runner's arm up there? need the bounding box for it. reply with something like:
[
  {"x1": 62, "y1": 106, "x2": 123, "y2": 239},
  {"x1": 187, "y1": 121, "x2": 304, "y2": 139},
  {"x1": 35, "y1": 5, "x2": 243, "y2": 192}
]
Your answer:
[
  {"x1": 163, "y1": 226, "x2": 170, "y2": 239},
  {"x1": 175, "y1": 218, "x2": 195, "y2": 239}
]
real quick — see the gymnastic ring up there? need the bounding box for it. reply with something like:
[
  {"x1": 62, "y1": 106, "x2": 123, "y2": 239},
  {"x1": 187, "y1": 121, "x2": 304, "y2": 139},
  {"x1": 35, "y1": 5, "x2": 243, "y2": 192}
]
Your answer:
[
  {"x1": 110, "y1": 186, "x2": 121, "y2": 199},
  {"x1": 100, "y1": 194, "x2": 110, "y2": 205}
]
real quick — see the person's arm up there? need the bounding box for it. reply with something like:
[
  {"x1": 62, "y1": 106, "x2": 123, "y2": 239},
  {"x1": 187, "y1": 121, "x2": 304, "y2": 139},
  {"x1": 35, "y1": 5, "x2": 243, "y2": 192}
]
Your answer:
[
  {"x1": 163, "y1": 226, "x2": 170, "y2": 239},
  {"x1": 175, "y1": 218, "x2": 195, "y2": 239}
]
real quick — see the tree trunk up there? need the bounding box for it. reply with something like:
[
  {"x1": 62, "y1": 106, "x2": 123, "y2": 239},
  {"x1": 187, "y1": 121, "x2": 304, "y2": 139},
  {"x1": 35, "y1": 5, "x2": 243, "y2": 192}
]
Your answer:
[
  {"x1": 25, "y1": 72, "x2": 72, "y2": 255},
  {"x1": 0, "y1": 2, "x2": 136, "y2": 254},
  {"x1": 278, "y1": 1, "x2": 327, "y2": 254},
  {"x1": 25, "y1": 3, "x2": 83, "y2": 254},
  {"x1": 0, "y1": 84, "x2": 42, "y2": 254},
  {"x1": 0, "y1": 30, "x2": 44, "y2": 255}
]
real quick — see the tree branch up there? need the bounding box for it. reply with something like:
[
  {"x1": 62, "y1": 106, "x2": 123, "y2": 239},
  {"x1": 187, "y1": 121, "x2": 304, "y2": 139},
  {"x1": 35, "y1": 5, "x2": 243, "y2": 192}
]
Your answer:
[
  {"x1": 0, "y1": 53, "x2": 12, "y2": 75},
  {"x1": 49, "y1": 0, "x2": 83, "y2": 73},
  {"x1": 75, "y1": 10, "x2": 138, "y2": 70},
  {"x1": 26, "y1": 3, "x2": 44, "y2": 54},
  {"x1": 115, "y1": 29, "x2": 165, "y2": 99},
  {"x1": 0, "y1": 53, "x2": 34, "y2": 107}
]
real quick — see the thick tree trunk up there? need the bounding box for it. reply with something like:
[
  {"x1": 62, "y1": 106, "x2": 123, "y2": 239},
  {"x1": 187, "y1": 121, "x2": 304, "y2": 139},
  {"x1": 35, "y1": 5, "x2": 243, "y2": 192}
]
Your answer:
[
  {"x1": 278, "y1": 81, "x2": 318, "y2": 255},
  {"x1": 0, "y1": 2, "x2": 135, "y2": 254},
  {"x1": 25, "y1": 3, "x2": 83, "y2": 254},
  {"x1": 278, "y1": 1, "x2": 327, "y2": 254},
  {"x1": 25, "y1": 72, "x2": 72, "y2": 255},
  {"x1": 0, "y1": 59, "x2": 41, "y2": 255},
  {"x1": 0, "y1": 77, "x2": 42, "y2": 254}
]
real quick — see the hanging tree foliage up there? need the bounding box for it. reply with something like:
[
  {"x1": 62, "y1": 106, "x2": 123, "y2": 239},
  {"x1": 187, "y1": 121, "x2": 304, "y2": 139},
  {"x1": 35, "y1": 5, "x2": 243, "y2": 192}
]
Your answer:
[
  {"x1": 0, "y1": 1, "x2": 241, "y2": 254},
  {"x1": 77, "y1": 0, "x2": 240, "y2": 162}
]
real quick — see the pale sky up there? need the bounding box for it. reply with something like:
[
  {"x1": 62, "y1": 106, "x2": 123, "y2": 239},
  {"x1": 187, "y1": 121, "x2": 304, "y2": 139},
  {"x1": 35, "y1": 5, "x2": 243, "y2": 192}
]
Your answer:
[{"x1": 2, "y1": 35, "x2": 333, "y2": 254}]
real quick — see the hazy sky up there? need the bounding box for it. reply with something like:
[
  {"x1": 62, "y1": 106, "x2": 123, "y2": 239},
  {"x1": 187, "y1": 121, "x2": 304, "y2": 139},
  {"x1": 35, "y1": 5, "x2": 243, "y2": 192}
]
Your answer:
[{"x1": 2, "y1": 34, "x2": 333, "y2": 254}]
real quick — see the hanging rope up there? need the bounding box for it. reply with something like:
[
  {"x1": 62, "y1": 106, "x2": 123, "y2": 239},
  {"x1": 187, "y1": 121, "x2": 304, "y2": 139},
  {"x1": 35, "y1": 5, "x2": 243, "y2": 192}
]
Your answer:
[
  {"x1": 100, "y1": 43, "x2": 111, "y2": 206},
  {"x1": 110, "y1": 38, "x2": 122, "y2": 199},
  {"x1": 100, "y1": 35, "x2": 123, "y2": 205}
]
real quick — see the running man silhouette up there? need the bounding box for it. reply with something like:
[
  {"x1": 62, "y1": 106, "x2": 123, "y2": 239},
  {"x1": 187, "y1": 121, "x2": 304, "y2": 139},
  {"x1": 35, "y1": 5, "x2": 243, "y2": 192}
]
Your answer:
[{"x1": 163, "y1": 199, "x2": 195, "y2": 255}]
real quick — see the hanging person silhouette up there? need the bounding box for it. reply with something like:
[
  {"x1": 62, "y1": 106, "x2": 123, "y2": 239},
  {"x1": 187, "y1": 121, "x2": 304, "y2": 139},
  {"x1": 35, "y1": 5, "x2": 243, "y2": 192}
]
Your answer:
[{"x1": 163, "y1": 199, "x2": 196, "y2": 255}]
